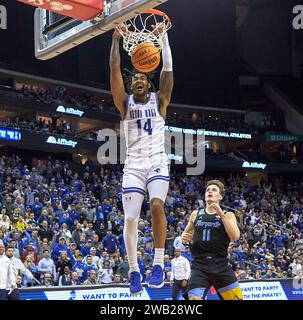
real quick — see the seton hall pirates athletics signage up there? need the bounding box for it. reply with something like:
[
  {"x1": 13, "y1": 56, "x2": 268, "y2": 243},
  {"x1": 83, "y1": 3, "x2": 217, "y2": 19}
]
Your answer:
[{"x1": 165, "y1": 126, "x2": 252, "y2": 140}]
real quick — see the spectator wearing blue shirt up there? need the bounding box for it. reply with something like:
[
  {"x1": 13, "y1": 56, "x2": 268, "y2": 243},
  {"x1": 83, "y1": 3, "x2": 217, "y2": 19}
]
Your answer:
[
  {"x1": 32, "y1": 197, "x2": 43, "y2": 219},
  {"x1": 257, "y1": 242, "x2": 268, "y2": 260},
  {"x1": 23, "y1": 229, "x2": 39, "y2": 253},
  {"x1": 54, "y1": 204, "x2": 65, "y2": 218},
  {"x1": 81, "y1": 239, "x2": 93, "y2": 257},
  {"x1": 185, "y1": 182, "x2": 195, "y2": 195},
  {"x1": 271, "y1": 230, "x2": 288, "y2": 253},
  {"x1": 51, "y1": 190, "x2": 61, "y2": 208},
  {"x1": 67, "y1": 204, "x2": 80, "y2": 222},
  {"x1": 71, "y1": 173, "x2": 84, "y2": 191},
  {"x1": 8, "y1": 231, "x2": 24, "y2": 255},
  {"x1": 102, "y1": 230, "x2": 119, "y2": 254},
  {"x1": 59, "y1": 212, "x2": 73, "y2": 228},
  {"x1": 102, "y1": 200, "x2": 112, "y2": 221},
  {"x1": 72, "y1": 253, "x2": 87, "y2": 283},
  {"x1": 143, "y1": 230, "x2": 153, "y2": 245},
  {"x1": 167, "y1": 211, "x2": 176, "y2": 226},
  {"x1": 36, "y1": 209, "x2": 50, "y2": 226},
  {"x1": 259, "y1": 258, "x2": 269, "y2": 272},
  {"x1": 51, "y1": 222, "x2": 61, "y2": 236},
  {"x1": 51, "y1": 237, "x2": 72, "y2": 263},
  {"x1": 117, "y1": 225, "x2": 126, "y2": 257},
  {"x1": 181, "y1": 245, "x2": 193, "y2": 263},
  {"x1": 84, "y1": 255, "x2": 97, "y2": 274}
]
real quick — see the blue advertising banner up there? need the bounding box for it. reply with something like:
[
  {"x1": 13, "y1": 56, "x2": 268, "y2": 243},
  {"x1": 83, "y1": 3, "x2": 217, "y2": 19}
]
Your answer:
[
  {"x1": 0, "y1": 127, "x2": 21, "y2": 141},
  {"x1": 20, "y1": 279, "x2": 303, "y2": 300}
]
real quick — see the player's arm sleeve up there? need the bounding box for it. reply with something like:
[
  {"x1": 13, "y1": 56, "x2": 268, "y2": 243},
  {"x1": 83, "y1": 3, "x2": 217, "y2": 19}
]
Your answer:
[
  {"x1": 159, "y1": 33, "x2": 173, "y2": 112},
  {"x1": 161, "y1": 34, "x2": 173, "y2": 72}
]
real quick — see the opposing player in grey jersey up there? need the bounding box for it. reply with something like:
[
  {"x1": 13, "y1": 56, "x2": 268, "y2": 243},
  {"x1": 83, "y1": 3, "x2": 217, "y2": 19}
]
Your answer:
[{"x1": 110, "y1": 26, "x2": 173, "y2": 295}]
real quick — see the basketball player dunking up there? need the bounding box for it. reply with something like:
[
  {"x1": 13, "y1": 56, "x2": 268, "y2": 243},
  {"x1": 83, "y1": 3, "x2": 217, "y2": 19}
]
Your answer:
[
  {"x1": 110, "y1": 27, "x2": 173, "y2": 295},
  {"x1": 181, "y1": 180, "x2": 243, "y2": 300}
]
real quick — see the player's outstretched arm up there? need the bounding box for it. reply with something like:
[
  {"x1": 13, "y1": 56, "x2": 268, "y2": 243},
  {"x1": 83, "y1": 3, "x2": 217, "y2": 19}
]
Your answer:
[
  {"x1": 109, "y1": 29, "x2": 127, "y2": 119},
  {"x1": 158, "y1": 32, "x2": 174, "y2": 118}
]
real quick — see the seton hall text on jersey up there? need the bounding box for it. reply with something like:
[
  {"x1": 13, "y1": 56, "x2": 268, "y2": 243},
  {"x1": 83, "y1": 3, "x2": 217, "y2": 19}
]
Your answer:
[{"x1": 129, "y1": 108, "x2": 157, "y2": 119}]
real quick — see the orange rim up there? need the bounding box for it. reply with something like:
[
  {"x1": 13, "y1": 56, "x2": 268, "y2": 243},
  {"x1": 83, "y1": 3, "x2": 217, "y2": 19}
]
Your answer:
[{"x1": 145, "y1": 8, "x2": 170, "y2": 22}]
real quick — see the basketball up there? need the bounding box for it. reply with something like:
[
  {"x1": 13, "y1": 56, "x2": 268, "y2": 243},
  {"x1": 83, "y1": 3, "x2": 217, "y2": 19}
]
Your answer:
[{"x1": 131, "y1": 43, "x2": 161, "y2": 73}]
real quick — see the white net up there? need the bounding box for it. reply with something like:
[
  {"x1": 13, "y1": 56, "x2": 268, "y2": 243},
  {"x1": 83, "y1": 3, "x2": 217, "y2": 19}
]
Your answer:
[{"x1": 116, "y1": 9, "x2": 171, "y2": 56}]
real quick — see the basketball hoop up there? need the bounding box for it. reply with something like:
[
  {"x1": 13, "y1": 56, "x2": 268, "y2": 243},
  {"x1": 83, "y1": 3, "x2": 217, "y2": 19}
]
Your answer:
[{"x1": 116, "y1": 9, "x2": 171, "y2": 56}]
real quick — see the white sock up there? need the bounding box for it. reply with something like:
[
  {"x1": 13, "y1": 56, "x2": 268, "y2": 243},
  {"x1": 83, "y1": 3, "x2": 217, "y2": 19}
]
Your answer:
[
  {"x1": 153, "y1": 248, "x2": 164, "y2": 268},
  {"x1": 128, "y1": 255, "x2": 140, "y2": 273}
]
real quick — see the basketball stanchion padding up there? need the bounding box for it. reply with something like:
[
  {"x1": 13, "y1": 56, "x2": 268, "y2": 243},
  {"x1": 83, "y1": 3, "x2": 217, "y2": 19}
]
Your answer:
[{"x1": 18, "y1": 0, "x2": 104, "y2": 21}]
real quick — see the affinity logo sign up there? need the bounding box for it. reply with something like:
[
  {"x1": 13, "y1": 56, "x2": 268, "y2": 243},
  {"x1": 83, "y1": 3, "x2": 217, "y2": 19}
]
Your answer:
[
  {"x1": 0, "y1": 5, "x2": 7, "y2": 30},
  {"x1": 46, "y1": 136, "x2": 78, "y2": 148},
  {"x1": 242, "y1": 161, "x2": 267, "y2": 170},
  {"x1": 56, "y1": 105, "x2": 84, "y2": 117}
]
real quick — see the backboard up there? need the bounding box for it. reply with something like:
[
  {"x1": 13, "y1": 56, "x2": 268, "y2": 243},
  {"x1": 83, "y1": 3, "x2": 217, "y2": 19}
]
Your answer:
[{"x1": 34, "y1": 0, "x2": 169, "y2": 60}]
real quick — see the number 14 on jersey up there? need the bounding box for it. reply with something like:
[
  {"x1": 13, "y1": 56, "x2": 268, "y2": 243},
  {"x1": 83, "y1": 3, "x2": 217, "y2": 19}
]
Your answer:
[{"x1": 136, "y1": 119, "x2": 153, "y2": 135}]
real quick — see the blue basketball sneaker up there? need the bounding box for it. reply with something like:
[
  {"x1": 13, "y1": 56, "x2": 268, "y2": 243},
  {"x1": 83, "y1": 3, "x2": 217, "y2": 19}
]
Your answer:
[
  {"x1": 148, "y1": 265, "x2": 164, "y2": 288},
  {"x1": 129, "y1": 271, "x2": 143, "y2": 295}
]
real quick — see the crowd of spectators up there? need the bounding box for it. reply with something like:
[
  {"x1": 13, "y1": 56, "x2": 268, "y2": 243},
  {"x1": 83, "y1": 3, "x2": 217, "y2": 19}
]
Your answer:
[
  {"x1": 19, "y1": 84, "x2": 117, "y2": 114},
  {"x1": 0, "y1": 83, "x2": 116, "y2": 114},
  {"x1": 0, "y1": 117, "x2": 75, "y2": 136},
  {"x1": 0, "y1": 116, "x2": 99, "y2": 141},
  {"x1": 0, "y1": 155, "x2": 302, "y2": 290}
]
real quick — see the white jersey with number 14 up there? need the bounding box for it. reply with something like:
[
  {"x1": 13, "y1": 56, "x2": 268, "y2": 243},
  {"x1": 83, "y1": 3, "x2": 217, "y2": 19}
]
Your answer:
[{"x1": 123, "y1": 92, "x2": 165, "y2": 158}]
